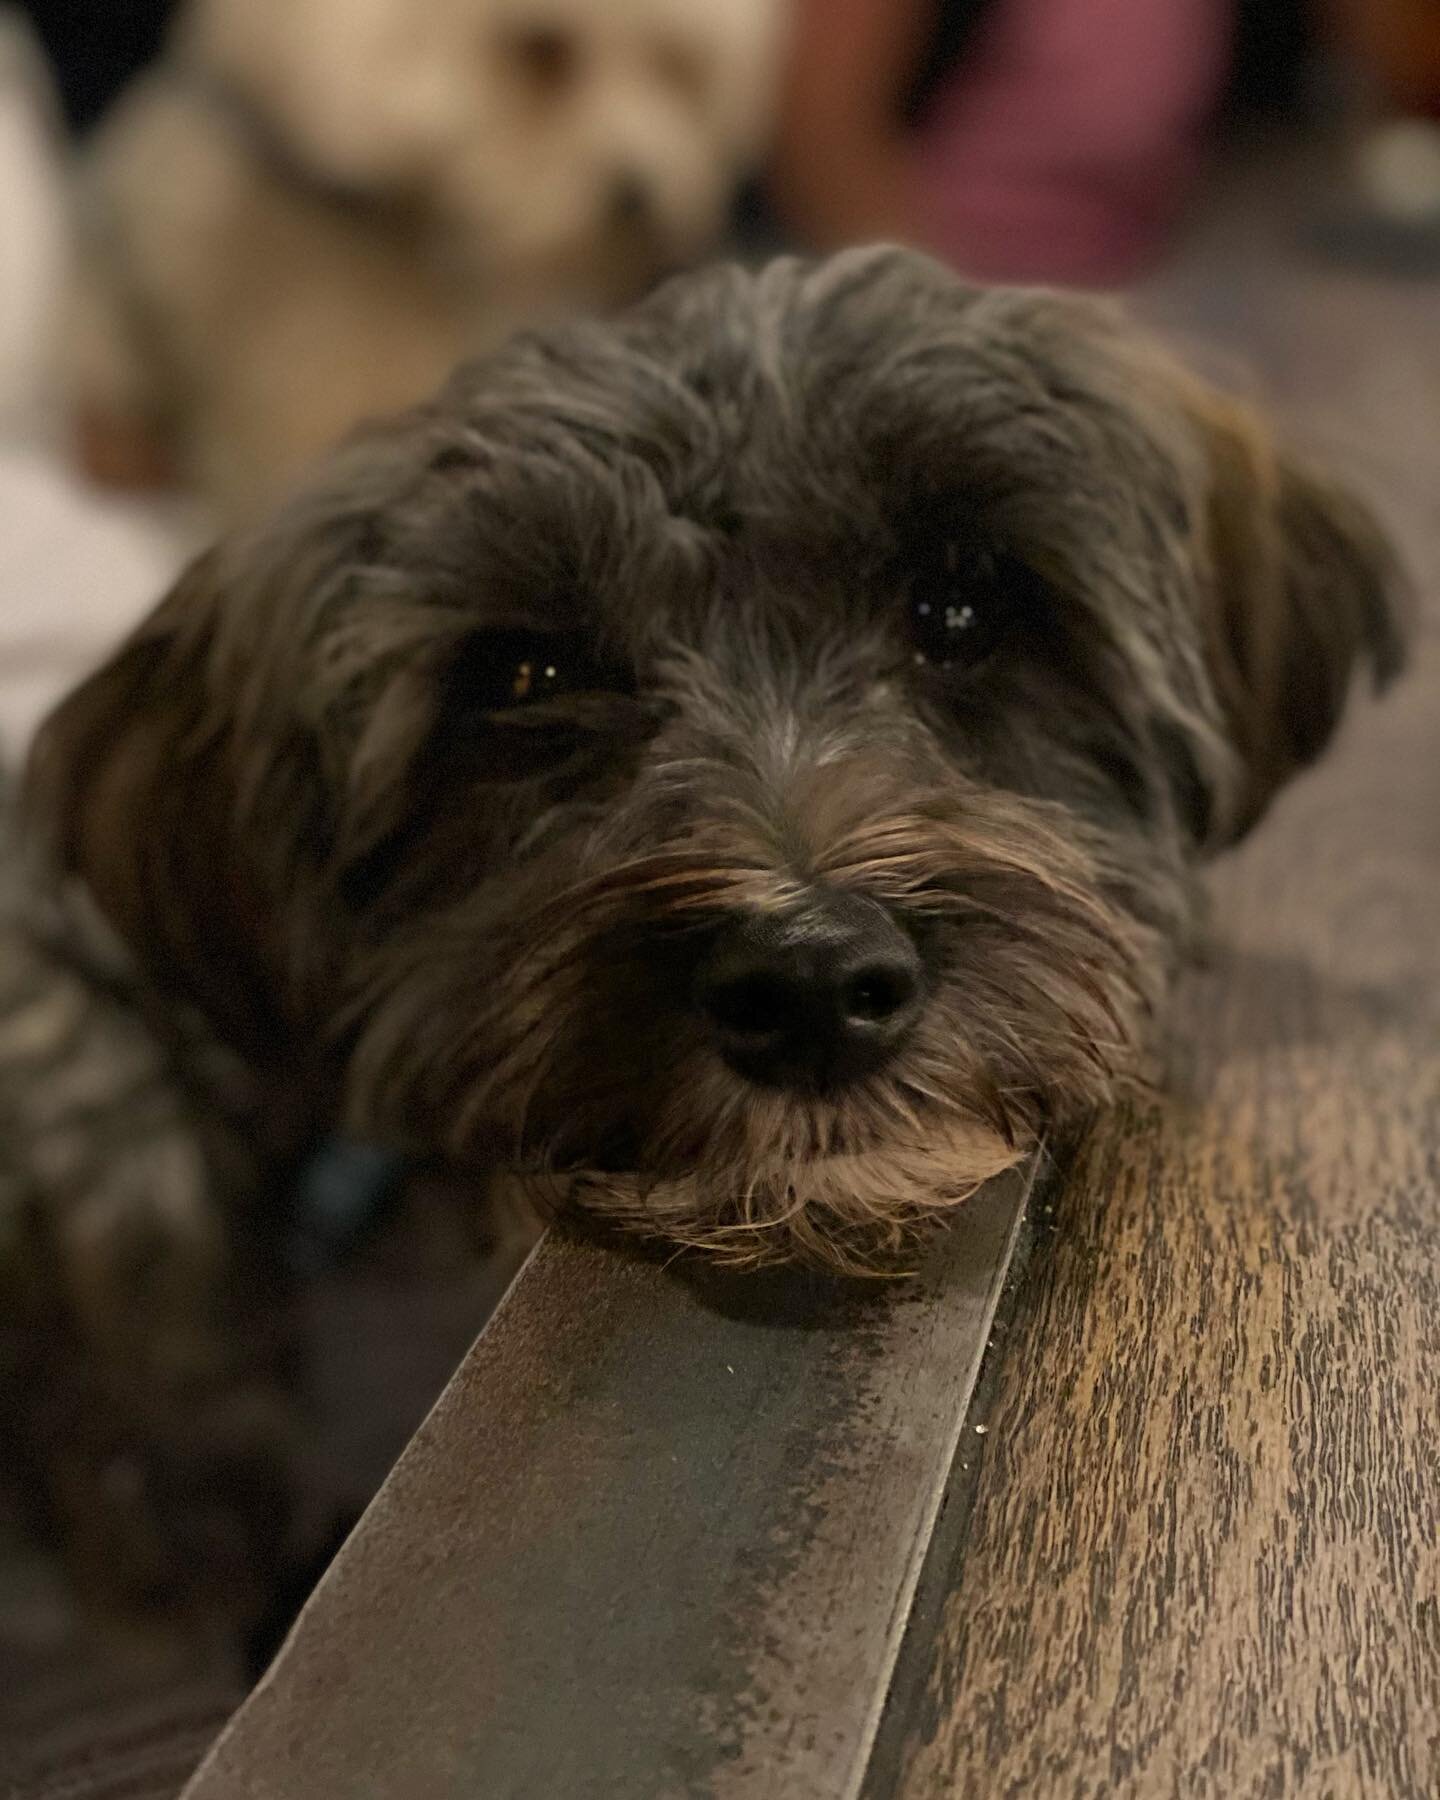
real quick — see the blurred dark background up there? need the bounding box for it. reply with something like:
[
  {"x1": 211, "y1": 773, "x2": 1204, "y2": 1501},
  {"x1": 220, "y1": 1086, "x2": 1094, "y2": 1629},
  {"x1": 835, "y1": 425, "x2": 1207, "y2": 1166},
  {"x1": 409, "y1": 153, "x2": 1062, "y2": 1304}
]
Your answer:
[
  {"x1": 17, "y1": 0, "x2": 172, "y2": 133},
  {"x1": 18, "y1": 0, "x2": 1324, "y2": 139}
]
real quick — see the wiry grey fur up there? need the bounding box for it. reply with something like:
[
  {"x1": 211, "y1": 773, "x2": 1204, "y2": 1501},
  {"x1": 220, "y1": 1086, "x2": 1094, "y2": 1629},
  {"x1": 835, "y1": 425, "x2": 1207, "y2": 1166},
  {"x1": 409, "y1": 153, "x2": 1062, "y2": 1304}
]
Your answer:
[{"x1": 10, "y1": 247, "x2": 1406, "y2": 1627}]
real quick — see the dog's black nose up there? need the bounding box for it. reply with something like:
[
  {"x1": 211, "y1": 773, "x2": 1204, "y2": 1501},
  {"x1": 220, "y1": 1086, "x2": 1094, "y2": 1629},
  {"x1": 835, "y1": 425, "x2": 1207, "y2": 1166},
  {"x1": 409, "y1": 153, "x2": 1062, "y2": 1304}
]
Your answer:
[
  {"x1": 608, "y1": 171, "x2": 653, "y2": 231},
  {"x1": 694, "y1": 893, "x2": 924, "y2": 1092}
]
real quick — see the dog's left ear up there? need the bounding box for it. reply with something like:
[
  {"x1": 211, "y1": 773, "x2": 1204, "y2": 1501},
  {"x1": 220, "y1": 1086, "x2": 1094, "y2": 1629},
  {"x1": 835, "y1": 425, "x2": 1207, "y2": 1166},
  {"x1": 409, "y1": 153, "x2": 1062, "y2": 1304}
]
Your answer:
[
  {"x1": 1180, "y1": 381, "x2": 1410, "y2": 846},
  {"x1": 22, "y1": 549, "x2": 306, "y2": 1068}
]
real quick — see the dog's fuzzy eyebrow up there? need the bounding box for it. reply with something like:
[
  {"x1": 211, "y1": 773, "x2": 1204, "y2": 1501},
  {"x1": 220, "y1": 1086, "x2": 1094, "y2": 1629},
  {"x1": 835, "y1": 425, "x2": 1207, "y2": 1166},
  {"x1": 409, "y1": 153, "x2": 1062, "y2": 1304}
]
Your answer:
[{"x1": 460, "y1": 594, "x2": 597, "y2": 634}]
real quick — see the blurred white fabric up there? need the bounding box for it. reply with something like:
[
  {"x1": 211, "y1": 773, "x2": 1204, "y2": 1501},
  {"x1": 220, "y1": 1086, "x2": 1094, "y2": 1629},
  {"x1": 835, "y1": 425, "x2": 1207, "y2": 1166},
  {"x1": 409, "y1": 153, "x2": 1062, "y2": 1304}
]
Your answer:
[
  {"x1": 0, "y1": 8, "x2": 66, "y2": 427},
  {"x1": 0, "y1": 444, "x2": 196, "y2": 759},
  {"x1": 0, "y1": 10, "x2": 193, "y2": 761}
]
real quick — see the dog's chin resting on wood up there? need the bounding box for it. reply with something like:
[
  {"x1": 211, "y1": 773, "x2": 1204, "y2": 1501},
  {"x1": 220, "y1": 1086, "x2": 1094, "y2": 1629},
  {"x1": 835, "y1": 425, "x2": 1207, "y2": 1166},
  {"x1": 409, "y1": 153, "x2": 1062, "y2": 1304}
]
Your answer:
[{"x1": 12, "y1": 247, "x2": 1406, "y2": 1631}]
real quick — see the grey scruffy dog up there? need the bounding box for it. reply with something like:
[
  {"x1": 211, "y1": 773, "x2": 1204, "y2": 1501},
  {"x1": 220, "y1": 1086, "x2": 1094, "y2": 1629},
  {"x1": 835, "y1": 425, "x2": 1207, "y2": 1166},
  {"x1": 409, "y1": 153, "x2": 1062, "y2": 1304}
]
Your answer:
[{"x1": 6, "y1": 247, "x2": 1407, "y2": 1636}]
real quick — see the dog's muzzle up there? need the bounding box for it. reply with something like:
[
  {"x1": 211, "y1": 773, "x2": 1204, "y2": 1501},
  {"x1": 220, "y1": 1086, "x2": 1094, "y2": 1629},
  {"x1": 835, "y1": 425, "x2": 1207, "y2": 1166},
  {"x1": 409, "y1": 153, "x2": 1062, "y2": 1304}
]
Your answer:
[{"x1": 692, "y1": 890, "x2": 924, "y2": 1094}]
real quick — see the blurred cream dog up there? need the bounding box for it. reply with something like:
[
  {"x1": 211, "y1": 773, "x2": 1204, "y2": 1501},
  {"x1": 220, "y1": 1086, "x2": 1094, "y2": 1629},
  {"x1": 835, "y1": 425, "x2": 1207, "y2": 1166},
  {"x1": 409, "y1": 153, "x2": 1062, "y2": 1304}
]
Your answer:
[{"x1": 64, "y1": 0, "x2": 784, "y2": 518}]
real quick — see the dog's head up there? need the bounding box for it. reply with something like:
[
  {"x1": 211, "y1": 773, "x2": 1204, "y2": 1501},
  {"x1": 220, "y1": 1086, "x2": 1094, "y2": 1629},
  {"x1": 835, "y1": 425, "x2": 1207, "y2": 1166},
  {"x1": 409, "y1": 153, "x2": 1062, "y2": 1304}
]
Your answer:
[
  {"x1": 182, "y1": 0, "x2": 783, "y2": 293},
  {"x1": 30, "y1": 251, "x2": 1407, "y2": 1272}
]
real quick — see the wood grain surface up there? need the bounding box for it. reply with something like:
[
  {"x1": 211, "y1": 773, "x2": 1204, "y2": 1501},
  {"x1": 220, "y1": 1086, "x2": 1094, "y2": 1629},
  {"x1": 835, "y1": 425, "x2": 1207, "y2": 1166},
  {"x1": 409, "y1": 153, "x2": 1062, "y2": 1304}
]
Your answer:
[
  {"x1": 881, "y1": 173, "x2": 1440, "y2": 1800},
  {"x1": 179, "y1": 1170, "x2": 1031, "y2": 1800}
]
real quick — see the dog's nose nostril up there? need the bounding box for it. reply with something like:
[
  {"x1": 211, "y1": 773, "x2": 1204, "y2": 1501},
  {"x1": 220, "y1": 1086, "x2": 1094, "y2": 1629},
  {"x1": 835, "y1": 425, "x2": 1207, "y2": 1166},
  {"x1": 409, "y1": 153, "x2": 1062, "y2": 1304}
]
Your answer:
[
  {"x1": 694, "y1": 895, "x2": 924, "y2": 1092},
  {"x1": 705, "y1": 971, "x2": 798, "y2": 1039},
  {"x1": 842, "y1": 963, "x2": 918, "y2": 1025}
]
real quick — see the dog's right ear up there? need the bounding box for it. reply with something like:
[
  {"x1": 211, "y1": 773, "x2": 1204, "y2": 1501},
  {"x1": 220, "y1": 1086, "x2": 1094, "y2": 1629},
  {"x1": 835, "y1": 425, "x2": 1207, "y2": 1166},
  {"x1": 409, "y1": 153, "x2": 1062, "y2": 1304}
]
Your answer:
[
  {"x1": 23, "y1": 549, "x2": 298, "y2": 1064},
  {"x1": 1174, "y1": 380, "x2": 1412, "y2": 847},
  {"x1": 180, "y1": 0, "x2": 455, "y2": 193}
]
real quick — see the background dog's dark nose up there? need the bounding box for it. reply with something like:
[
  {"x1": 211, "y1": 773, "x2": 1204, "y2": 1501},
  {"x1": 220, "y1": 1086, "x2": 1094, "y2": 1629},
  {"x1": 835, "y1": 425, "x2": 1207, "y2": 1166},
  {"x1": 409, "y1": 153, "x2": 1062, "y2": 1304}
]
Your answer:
[
  {"x1": 694, "y1": 894, "x2": 924, "y2": 1092},
  {"x1": 607, "y1": 171, "x2": 654, "y2": 231}
]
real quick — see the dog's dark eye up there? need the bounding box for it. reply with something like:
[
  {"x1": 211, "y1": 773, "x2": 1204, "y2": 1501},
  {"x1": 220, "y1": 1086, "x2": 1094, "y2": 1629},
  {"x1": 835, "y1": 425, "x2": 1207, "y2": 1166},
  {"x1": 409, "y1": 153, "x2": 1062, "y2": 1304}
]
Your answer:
[
  {"x1": 908, "y1": 538, "x2": 1033, "y2": 670},
  {"x1": 442, "y1": 629, "x2": 634, "y2": 782},
  {"x1": 501, "y1": 24, "x2": 579, "y2": 92},
  {"x1": 465, "y1": 630, "x2": 615, "y2": 713},
  {"x1": 650, "y1": 38, "x2": 708, "y2": 102}
]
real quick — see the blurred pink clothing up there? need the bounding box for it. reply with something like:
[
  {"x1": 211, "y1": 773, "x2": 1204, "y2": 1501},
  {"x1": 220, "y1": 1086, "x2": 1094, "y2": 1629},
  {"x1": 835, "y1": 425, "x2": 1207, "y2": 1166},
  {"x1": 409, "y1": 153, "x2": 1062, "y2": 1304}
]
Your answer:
[{"x1": 917, "y1": 0, "x2": 1231, "y2": 285}]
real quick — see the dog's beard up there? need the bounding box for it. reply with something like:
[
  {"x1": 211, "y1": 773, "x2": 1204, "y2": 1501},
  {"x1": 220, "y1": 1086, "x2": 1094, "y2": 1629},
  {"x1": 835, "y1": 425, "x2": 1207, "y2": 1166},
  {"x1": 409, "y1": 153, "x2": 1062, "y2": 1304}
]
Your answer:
[
  {"x1": 562, "y1": 1044, "x2": 1028, "y2": 1276},
  {"x1": 348, "y1": 784, "x2": 1168, "y2": 1275}
]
